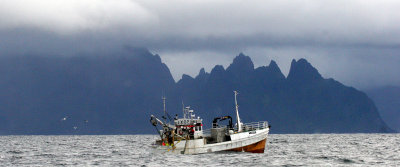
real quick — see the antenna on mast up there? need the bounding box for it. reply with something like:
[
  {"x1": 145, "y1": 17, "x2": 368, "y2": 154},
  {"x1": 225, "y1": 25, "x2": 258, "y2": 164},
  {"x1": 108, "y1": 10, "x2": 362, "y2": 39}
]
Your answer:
[
  {"x1": 234, "y1": 91, "x2": 242, "y2": 132},
  {"x1": 161, "y1": 96, "x2": 173, "y2": 122}
]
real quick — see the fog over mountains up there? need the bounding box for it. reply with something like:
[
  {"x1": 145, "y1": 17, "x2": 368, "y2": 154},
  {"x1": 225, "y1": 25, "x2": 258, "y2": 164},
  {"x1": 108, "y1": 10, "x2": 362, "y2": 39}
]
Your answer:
[{"x1": 0, "y1": 48, "x2": 393, "y2": 134}]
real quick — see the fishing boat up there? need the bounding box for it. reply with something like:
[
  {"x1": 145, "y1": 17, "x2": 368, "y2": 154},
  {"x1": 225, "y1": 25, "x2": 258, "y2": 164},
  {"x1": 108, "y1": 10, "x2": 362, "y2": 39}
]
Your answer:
[{"x1": 150, "y1": 91, "x2": 270, "y2": 154}]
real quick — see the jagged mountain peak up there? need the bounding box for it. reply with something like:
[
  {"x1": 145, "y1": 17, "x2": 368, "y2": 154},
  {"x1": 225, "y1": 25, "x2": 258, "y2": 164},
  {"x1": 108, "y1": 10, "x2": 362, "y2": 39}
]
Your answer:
[
  {"x1": 208, "y1": 65, "x2": 227, "y2": 81},
  {"x1": 181, "y1": 74, "x2": 194, "y2": 81},
  {"x1": 226, "y1": 53, "x2": 254, "y2": 73},
  {"x1": 287, "y1": 58, "x2": 322, "y2": 81},
  {"x1": 253, "y1": 60, "x2": 285, "y2": 80},
  {"x1": 211, "y1": 65, "x2": 225, "y2": 73},
  {"x1": 268, "y1": 60, "x2": 282, "y2": 73},
  {"x1": 198, "y1": 68, "x2": 206, "y2": 76},
  {"x1": 195, "y1": 67, "x2": 209, "y2": 81},
  {"x1": 269, "y1": 60, "x2": 278, "y2": 67}
]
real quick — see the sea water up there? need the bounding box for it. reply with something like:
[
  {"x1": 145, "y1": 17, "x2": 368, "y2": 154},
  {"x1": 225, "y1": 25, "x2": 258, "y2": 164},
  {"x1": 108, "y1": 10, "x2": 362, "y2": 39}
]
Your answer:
[{"x1": 0, "y1": 134, "x2": 399, "y2": 166}]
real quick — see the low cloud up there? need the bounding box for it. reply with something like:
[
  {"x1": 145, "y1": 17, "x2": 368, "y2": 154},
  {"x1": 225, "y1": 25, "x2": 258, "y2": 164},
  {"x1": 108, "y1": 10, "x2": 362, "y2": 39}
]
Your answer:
[{"x1": 0, "y1": 0, "x2": 157, "y2": 34}]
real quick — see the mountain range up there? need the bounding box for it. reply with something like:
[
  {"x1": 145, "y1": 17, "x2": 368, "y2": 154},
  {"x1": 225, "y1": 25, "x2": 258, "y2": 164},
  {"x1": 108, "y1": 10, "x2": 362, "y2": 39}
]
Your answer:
[{"x1": 0, "y1": 48, "x2": 394, "y2": 134}]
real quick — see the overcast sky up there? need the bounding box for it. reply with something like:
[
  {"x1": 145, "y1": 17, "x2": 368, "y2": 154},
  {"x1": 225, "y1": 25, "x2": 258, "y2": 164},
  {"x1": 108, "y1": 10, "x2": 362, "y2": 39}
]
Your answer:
[{"x1": 0, "y1": 0, "x2": 399, "y2": 89}]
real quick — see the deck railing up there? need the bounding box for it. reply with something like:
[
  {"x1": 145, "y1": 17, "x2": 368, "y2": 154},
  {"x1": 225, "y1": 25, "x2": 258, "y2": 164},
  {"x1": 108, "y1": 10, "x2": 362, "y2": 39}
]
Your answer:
[
  {"x1": 237, "y1": 121, "x2": 269, "y2": 132},
  {"x1": 202, "y1": 121, "x2": 269, "y2": 136}
]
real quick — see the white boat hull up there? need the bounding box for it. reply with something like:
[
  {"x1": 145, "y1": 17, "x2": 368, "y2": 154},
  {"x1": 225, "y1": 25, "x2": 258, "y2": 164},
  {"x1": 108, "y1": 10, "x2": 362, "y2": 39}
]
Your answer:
[{"x1": 168, "y1": 127, "x2": 269, "y2": 154}]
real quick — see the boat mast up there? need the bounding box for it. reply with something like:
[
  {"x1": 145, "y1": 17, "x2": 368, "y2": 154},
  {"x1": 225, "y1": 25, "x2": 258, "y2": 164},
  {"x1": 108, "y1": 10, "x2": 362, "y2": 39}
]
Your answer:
[
  {"x1": 234, "y1": 91, "x2": 242, "y2": 132},
  {"x1": 182, "y1": 101, "x2": 185, "y2": 119},
  {"x1": 162, "y1": 96, "x2": 167, "y2": 120}
]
